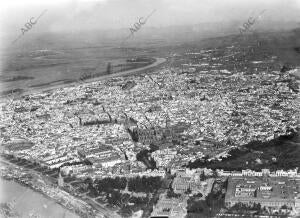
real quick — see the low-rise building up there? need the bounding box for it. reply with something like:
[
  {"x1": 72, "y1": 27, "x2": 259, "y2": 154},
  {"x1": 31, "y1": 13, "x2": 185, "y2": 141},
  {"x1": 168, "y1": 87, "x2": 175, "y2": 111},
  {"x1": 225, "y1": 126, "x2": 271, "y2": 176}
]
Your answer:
[
  {"x1": 217, "y1": 168, "x2": 300, "y2": 178},
  {"x1": 225, "y1": 176, "x2": 300, "y2": 210},
  {"x1": 151, "y1": 194, "x2": 187, "y2": 218}
]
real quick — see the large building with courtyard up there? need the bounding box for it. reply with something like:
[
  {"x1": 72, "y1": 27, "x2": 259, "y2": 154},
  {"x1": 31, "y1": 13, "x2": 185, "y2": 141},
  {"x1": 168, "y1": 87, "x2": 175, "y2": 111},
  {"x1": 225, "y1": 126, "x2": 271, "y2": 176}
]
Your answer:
[{"x1": 225, "y1": 176, "x2": 300, "y2": 210}]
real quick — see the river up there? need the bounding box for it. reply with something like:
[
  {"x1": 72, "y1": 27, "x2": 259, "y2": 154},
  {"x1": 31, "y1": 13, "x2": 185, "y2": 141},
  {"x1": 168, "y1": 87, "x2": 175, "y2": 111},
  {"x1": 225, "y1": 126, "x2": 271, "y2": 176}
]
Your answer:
[{"x1": 0, "y1": 178, "x2": 79, "y2": 218}]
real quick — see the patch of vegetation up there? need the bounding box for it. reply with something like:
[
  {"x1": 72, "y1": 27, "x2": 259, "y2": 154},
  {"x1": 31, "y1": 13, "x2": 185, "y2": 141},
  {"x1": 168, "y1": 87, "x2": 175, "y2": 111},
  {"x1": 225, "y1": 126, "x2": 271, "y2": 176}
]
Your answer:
[
  {"x1": 166, "y1": 187, "x2": 181, "y2": 198},
  {"x1": 117, "y1": 195, "x2": 150, "y2": 217},
  {"x1": 187, "y1": 179, "x2": 227, "y2": 218},
  {"x1": 128, "y1": 176, "x2": 163, "y2": 193},
  {"x1": 228, "y1": 203, "x2": 263, "y2": 216},
  {"x1": 188, "y1": 132, "x2": 300, "y2": 171},
  {"x1": 94, "y1": 177, "x2": 127, "y2": 193},
  {"x1": 59, "y1": 159, "x2": 92, "y2": 169},
  {"x1": 136, "y1": 147, "x2": 157, "y2": 170}
]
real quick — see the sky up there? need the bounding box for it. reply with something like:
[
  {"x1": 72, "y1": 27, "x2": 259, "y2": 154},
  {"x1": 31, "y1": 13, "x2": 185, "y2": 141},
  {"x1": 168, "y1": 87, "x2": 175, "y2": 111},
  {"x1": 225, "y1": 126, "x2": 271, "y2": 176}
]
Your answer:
[{"x1": 1, "y1": 0, "x2": 300, "y2": 36}]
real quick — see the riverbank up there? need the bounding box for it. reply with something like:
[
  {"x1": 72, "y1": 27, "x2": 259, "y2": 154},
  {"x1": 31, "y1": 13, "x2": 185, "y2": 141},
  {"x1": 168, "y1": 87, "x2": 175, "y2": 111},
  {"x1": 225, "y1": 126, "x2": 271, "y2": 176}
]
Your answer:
[
  {"x1": 0, "y1": 157, "x2": 97, "y2": 218},
  {"x1": 1, "y1": 57, "x2": 166, "y2": 101},
  {"x1": 1, "y1": 176, "x2": 79, "y2": 216},
  {"x1": 0, "y1": 177, "x2": 80, "y2": 218}
]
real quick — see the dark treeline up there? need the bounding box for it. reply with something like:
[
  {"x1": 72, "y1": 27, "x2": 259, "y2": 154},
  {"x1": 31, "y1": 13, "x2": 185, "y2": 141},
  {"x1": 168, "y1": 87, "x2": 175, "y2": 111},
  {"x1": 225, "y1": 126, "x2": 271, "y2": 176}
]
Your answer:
[
  {"x1": 187, "y1": 131, "x2": 300, "y2": 171},
  {"x1": 85, "y1": 176, "x2": 163, "y2": 194},
  {"x1": 59, "y1": 160, "x2": 92, "y2": 169},
  {"x1": 126, "y1": 128, "x2": 139, "y2": 142},
  {"x1": 127, "y1": 176, "x2": 162, "y2": 193},
  {"x1": 83, "y1": 119, "x2": 115, "y2": 126},
  {"x1": 94, "y1": 177, "x2": 127, "y2": 193}
]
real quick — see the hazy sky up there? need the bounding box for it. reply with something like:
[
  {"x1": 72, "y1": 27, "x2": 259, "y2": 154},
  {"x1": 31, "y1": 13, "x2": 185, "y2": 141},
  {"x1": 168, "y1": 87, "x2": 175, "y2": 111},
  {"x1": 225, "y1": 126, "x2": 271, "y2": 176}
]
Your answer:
[{"x1": 1, "y1": 0, "x2": 300, "y2": 36}]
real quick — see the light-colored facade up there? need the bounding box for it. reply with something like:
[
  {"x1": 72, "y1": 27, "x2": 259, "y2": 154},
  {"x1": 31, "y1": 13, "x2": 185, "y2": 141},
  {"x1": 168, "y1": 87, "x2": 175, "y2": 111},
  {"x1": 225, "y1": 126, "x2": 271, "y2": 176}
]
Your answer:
[
  {"x1": 218, "y1": 168, "x2": 300, "y2": 178},
  {"x1": 225, "y1": 176, "x2": 300, "y2": 210}
]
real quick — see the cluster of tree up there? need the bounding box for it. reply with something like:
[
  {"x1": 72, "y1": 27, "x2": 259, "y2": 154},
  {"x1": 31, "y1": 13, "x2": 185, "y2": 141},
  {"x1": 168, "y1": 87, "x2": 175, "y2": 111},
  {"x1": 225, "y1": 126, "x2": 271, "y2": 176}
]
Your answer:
[
  {"x1": 83, "y1": 119, "x2": 113, "y2": 126},
  {"x1": 281, "y1": 205, "x2": 289, "y2": 210},
  {"x1": 106, "y1": 190, "x2": 122, "y2": 206},
  {"x1": 187, "y1": 131, "x2": 300, "y2": 171},
  {"x1": 146, "y1": 105, "x2": 162, "y2": 113},
  {"x1": 185, "y1": 188, "x2": 192, "y2": 195},
  {"x1": 229, "y1": 202, "x2": 291, "y2": 216},
  {"x1": 4, "y1": 155, "x2": 52, "y2": 173},
  {"x1": 59, "y1": 160, "x2": 92, "y2": 169},
  {"x1": 192, "y1": 192, "x2": 203, "y2": 198},
  {"x1": 129, "y1": 196, "x2": 149, "y2": 205},
  {"x1": 105, "y1": 191, "x2": 155, "y2": 217},
  {"x1": 127, "y1": 176, "x2": 162, "y2": 193},
  {"x1": 288, "y1": 81, "x2": 299, "y2": 93},
  {"x1": 280, "y1": 64, "x2": 294, "y2": 73},
  {"x1": 187, "y1": 180, "x2": 226, "y2": 217},
  {"x1": 227, "y1": 202, "x2": 272, "y2": 217},
  {"x1": 199, "y1": 171, "x2": 217, "y2": 181},
  {"x1": 149, "y1": 143, "x2": 159, "y2": 152},
  {"x1": 121, "y1": 81, "x2": 137, "y2": 90},
  {"x1": 188, "y1": 196, "x2": 223, "y2": 217},
  {"x1": 141, "y1": 192, "x2": 160, "y2": 218},
  {"x1": 206, "y1": 189, "x2": 225, "y2": 209},
  {"x1": 187, "y1": 196, "x2": 213, "y2": 217},
  {"x1": 117, "y1": 195, "x2": 153, "y2": 218},
  {"x1": 95, "y1": 177, "x2": 127, "y2": 193},
  {"x1": 136, "y1": 149, "x2": 157, "y2": 170},
  {"x1": 166, "y1": 187, "x2": 181, "y2": 198},
  {"x1": 118, "y1": 205, "x2": 133, "y2": 218},
  {"x1": 136, "y1": 150, "x2": 150, "y2": 162},
  {"x1": 87, "y1": 185, "x2": 99, "y2": 198},
  {"x1": 126, "y1": 128, "x2": 139, "y2": 142},
  {"x1": 81, "y1": 177, "x2": 127, "y2": 197},
  {"x1": 229, "y1": 202, "x2": 261, "y2": 212}
]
